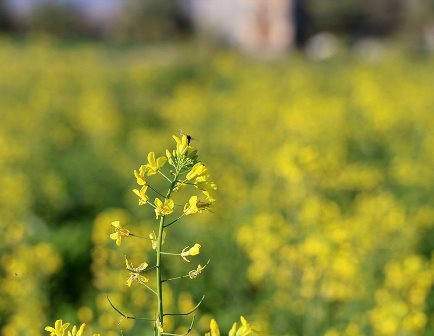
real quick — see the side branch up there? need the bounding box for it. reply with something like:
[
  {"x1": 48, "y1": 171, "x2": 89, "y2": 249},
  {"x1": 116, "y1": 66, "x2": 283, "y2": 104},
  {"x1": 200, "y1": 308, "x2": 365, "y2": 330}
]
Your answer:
[
  {"x1": 163, "y1": 214, "x2": 185, "y2": 228},
  {"x1": 107, "y1": 295, "x2": 155, "y2": 321},
  {"x1": 163, "y1": 295, "x2": 205, "y2": 316},
  {"x1": 161, "y1": 315, "x2": 196, "y2": 336}
]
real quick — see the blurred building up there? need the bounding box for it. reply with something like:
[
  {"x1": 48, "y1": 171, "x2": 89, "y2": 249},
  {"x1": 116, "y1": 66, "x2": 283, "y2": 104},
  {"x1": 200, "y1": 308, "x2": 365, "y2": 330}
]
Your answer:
[
  {"x1": 4, "y1": 0, "x2": 296, "y2": 56},
  {"x1": 189, "y1": 0, "x2": 295, "y2": 56}
]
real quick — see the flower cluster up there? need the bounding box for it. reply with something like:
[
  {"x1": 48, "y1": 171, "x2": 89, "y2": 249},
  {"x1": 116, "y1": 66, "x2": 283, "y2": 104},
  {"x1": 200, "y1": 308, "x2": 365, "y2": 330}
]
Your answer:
[
  {"x1": 108, "y1": 134, "x2": 217, "y2": 335},
  {"x1": 45, "y1": 320, "x2": 99, "y2": 336},
  {"x1": 205, "y1": 316, "x2": 253, "y2": 336}
]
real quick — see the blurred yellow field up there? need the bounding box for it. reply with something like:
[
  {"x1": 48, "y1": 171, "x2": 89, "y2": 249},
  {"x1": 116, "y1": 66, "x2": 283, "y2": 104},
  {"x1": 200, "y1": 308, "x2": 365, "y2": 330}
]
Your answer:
[{"x1": 0, "y1": 40, "x2": 433, "y2": 336}]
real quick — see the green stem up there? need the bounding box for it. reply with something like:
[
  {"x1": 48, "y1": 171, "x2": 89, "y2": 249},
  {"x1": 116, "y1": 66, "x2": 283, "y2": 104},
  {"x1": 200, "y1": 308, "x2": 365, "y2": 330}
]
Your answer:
[
  {"x1": 156, "y1": 213, "x2": 165, "y2": 335},
  {"x1": 155, "y1": 174, "x2": 178, "y2": 336},
  {"x1": 160, "y1": 252, "x2": 181, "y2": 256}
]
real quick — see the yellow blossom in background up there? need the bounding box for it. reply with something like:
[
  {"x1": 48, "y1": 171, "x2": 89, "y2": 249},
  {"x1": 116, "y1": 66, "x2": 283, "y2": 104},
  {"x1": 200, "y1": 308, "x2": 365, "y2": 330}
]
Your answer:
[
  {"x1": 172, "y1": 134, "x2": 189, "y2": 156},
  {"x1": 154, "y1": 197, "x2": 174, "y2": 218},
  {"x1": 181, "y1": 243, "x2": 201, "y2": 262},
  {"x1": 142, "y1": 151, "x2": 167, "y2": 176},
  {"x1": 109, "y1": 221, "x2": 130, "y2": 246},
  {"x1": 132, "y1": 185, "x2": 149, "y2": 205}
]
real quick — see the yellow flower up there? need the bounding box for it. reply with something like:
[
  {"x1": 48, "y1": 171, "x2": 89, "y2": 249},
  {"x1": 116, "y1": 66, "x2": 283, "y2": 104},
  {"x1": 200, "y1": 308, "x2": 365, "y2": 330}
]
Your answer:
[
  {"x1": 68, "y1": 324, "x2": 86, "y2": 336},
  {"x1": 173, "y1": 181, "x2": 187, "y2": 192},
  {"x1": 132, "y1": 185, "x2": 149, "y2": 205},
  {"x1": 154, "y1": 198, "x2": 174, "y2": 219},
  {"x1": 189, "y1": 263, "x2": 207, "y2": 279},
  {"x1": 186, "y1": 162, "x2": 208, "y2": 180},
  {"x1": 134, "y1": 167, "x2": 147, "y2": 186},
  {"x1": 228, "y1": 316, "x2": 252, "y2": 336},
  {"x1": 205, "y1": 319, "x2": 221, "y2": 336},
  {"x1": 143, "y1": 151, "x2": 167, "y2": 176},
  {"x1": 172, "y1": 134, "x2": 189, "y2": 156},
  {"x1": 166, "y1": 149, "x2": 174, "y2": 165},
  {"x1": 180, "y1": 243, "x2": 201, "y2": 262},
  {"x1": 45, "y1": 320, "x2": 70, "y2": 336},
  {"x1": 184, "y1": 196, "x2": 214, "y2": 215},
  {"x1": 149, "y1": 230, "x2": 166, "y2": 250},
  {"x1": 125, "y1": 257, "x2": 149, "y2": 287},
  {"x1": 109, "y1": 221, "x2": 130, "y2": 246}
]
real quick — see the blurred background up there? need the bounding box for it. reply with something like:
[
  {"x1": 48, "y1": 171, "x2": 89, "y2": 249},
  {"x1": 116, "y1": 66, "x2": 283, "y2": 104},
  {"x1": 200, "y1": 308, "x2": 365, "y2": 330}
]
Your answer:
[{"x1": 1, "y1": 1, "x2": 434, "y2": 335}]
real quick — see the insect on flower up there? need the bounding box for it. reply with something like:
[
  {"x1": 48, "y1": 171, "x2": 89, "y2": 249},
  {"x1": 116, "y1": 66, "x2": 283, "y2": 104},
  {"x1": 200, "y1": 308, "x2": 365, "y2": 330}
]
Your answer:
[{"x1": 178, "y1": 129, "x2": 195, "y2": 145}]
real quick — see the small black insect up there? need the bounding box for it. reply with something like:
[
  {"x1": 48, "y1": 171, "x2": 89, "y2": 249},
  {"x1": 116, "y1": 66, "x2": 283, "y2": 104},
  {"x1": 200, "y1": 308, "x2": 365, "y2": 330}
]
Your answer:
[{"x1": 179, "y1": 130, "x2": 194, "y2": 145}]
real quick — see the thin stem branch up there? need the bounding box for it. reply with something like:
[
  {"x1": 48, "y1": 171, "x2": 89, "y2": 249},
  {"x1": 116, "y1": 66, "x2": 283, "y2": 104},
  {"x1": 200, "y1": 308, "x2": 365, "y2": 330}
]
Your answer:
[
  {"x1": 107, "y1": 295, "x2": 155, "y2": 321},
  {"x1": 163, "y1": 214, "x2": 185, "y2": 228},
  {"x1": 130, "y1": 233, "x2": 153, "y2": 240},
  {"x1": 160, "y1": 252, "x2": 180, "y2": 256},
  {"x1": 140, "y1": 280, "x2": 159, "y2": 296},
  {"x1": 163, "y1": 295, "x2": 205, "y2": 316},
  {"x1": 147, "y1": 184, "x2": 166, "y2": 198},
  {"x1": 158, "y1": 170, "x2": 172, "y2": 183},
  {"x1": 161, "y1": 315, "x2": 196, "y2": 336},
  {"x1": 156, "y1": 173, "x2": 177, "y2": 336},
  {"x1": 162, "y1": 274, "x2": 190, "y2": 283}
]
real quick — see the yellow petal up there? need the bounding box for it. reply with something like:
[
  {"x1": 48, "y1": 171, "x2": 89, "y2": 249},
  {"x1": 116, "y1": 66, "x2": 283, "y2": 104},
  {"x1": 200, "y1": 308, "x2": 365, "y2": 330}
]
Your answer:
[
  {"x1": 147, "y1": 151, "x2": 156, "y2": 166},
  {"x1": 210, "y1": 319, "x2": 221, "y2": 336}
]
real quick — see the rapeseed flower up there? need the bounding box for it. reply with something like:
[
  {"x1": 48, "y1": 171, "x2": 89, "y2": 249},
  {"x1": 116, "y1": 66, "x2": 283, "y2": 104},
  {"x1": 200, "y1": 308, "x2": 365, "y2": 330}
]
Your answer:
[
  {"x1": 154, "y1": 198, "x2": 174, "y2": 218},
  {"x1": 132, "y1": 185, "x2": 149, "y2": 205},
  {"x1": 189, "y1": 263, "x2": 207, "y2": 279},
  {"x1": 180, "y1": 243, "x2": 201, "y2": 262},
  {"x1": 229, "y1": 316, "x2": 252, "y2": 336},
  {"x1": 134, "y1": 167, "x2": 147, "y2": 186},
  {"x1": 142, "y1": 151, "x2": 167, "y2": 176},
  {"x1": 109, "y1": 221, "x2": 130, "y2": 246},
  {"x1": 68, "y1": 324, "x2": 86, "y2": 336},
  {"x1": 186, "y1": 162, "x2": 208, "y2": 180},
  {"x1": 125, "y1": 257, "x2": 149, "y2": 287},
  {"x1": 184, "y1": 196, "x2": 214, "y2": 215},
  {"x1": 172, "y1": 134, "x2": 189, "y2": 156},
  {"x1": 45, "y1": 320, "x2": 70, "y2": 336}
]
